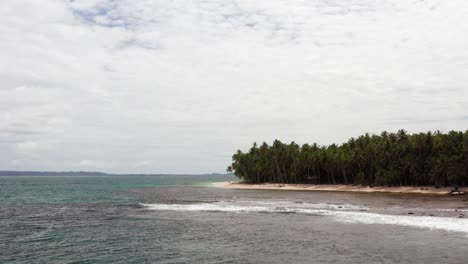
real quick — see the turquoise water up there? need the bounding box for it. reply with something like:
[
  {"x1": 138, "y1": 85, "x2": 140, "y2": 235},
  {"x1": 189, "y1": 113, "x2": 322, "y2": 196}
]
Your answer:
[{"x1": 0, "y1": 174, "x2": 230, "y2": 205}]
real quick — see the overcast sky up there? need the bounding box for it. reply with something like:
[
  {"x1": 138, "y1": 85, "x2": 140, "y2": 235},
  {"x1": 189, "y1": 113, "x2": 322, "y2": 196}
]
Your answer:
[{"x1": 1, "y1": 0, "x2": 467, "y2": 174}]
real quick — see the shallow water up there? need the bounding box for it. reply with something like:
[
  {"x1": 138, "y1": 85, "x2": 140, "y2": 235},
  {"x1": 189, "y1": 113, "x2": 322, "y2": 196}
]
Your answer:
[{"x1": 1, "y1": 175, "x2": 468, "y2": 263}]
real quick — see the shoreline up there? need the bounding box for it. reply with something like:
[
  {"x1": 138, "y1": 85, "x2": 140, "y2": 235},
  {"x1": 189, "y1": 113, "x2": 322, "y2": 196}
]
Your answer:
[{"x1": 212, "y1": 181, "x2": 459, "y2": 195}]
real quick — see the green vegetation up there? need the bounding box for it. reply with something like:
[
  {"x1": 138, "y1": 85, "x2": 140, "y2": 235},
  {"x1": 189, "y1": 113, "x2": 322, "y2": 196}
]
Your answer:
[{"x1": 227, "y1": 130, "x2": 468, "y2": 186}]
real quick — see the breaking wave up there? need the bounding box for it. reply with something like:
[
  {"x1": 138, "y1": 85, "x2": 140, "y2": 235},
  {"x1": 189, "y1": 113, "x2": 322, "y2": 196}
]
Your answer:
[{"x1": 141, "y1": 201, "x2": 468, "y2": 235}]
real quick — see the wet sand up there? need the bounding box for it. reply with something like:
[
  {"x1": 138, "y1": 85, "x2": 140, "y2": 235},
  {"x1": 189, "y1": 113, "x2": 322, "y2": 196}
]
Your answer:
[{"x1": 213, "y1": 181, "x2": 460, "y2": 195}]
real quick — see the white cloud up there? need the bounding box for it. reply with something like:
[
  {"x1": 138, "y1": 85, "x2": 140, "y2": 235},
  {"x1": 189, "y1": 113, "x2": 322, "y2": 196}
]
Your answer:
[
  {"x1": 16, "y1": 141, "x2": 39, "y2": 152},
  {"x1": 78, "y1": 160, "x2": 96, "y2": 166},
  {"x1": 134, "y1": 160, "x2": 153, "y2": 167},
  {"x1": 64, "y1": 159, "x2": 115, "y2": 169},
  {"x1": 1, "y1": 0, "x2": 467, "y2": 173}
]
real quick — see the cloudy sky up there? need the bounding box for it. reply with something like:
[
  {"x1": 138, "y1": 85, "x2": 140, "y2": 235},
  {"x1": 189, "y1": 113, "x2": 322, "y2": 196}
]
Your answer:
[{"x1": 1, "y1": 0, "x2": 467, "y2": 174}]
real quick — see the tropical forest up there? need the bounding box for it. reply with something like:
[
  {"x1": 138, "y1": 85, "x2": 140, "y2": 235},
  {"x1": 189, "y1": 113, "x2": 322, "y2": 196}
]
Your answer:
[{"x1": 227, "y1": 130, "x2": 468, "y2": 186}]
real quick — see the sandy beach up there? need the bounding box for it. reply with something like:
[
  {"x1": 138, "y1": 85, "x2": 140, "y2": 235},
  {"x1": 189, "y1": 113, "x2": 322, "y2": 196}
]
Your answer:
[{"x1": 213, "y1": 181, "x2": 459, "y2": 195}]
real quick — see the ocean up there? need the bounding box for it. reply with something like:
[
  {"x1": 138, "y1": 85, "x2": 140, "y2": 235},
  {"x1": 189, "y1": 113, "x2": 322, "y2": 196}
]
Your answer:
[{"x1": 1, "y1": 175, "x2": 468, "y2": 264}]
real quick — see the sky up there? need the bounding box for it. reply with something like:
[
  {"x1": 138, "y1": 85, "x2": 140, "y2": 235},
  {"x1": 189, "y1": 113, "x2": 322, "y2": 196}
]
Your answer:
[{"x1": 1, "y1": 0, "x2": 467, "y2": 174}]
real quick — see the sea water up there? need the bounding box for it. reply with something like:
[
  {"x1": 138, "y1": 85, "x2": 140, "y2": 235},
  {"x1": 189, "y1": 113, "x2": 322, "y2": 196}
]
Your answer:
[{"x1": 1, "y1": 175, "x2": 467, "y2": 263}]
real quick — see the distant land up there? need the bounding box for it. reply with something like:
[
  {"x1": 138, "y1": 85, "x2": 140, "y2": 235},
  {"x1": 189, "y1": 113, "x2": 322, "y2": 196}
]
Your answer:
[{"x1": 0, "y1": 171, "x2": 232, "y2": 177}]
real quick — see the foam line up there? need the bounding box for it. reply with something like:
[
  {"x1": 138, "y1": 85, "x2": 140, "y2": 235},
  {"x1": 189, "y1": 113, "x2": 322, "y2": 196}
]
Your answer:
[{"x1": 141, "y1": 201, "x2": 468, "y2": 235}]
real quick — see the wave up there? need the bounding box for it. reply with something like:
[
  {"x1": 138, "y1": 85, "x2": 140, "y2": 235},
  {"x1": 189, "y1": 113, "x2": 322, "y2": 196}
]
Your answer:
[
  {"x1": 140, "y1": 201, "x2": 468, "y2": 235},
  {"x1": 141, "y1": 200, "x2": 368, "y2": 213},
  {"x1": 237, "y1": 200, "x2": 369, "y2": 210}
]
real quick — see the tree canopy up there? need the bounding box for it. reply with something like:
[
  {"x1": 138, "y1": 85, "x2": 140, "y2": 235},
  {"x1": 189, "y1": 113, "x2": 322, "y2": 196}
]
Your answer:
[{"x1": 227, "y1": 130, "x2": 468, "y2": 186}]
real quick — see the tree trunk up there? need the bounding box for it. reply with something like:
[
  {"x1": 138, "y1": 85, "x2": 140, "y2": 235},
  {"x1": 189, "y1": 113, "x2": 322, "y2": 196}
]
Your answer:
[{"x1": 331, "y1": 168, "x2": 336, "y2": 184}]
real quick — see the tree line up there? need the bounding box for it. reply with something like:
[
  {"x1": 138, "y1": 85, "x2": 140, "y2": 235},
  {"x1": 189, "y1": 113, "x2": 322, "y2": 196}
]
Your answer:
[{"x1": 227, "y1": 130, "x2": 468, "y2": 186}]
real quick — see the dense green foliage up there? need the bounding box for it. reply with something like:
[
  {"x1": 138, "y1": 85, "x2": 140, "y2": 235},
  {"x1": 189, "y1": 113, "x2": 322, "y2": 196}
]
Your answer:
[{"x1": 227, "y1": 130, "x2": 468, "y2": 186}]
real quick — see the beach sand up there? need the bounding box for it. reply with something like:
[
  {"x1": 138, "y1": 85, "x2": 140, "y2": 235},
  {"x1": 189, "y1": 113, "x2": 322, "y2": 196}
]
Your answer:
[{"x1": 213, "y1": 181, "x2": 457, "y2": 195}]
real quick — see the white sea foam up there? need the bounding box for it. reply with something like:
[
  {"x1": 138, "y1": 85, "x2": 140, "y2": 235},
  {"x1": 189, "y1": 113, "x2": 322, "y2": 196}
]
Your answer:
[
  {"x1": 141, "y1": 203, "x2": 272, "y2": 213},
  {"x1": 141, "y1": 201, "x2": 468, "y2": 235},
  {"x1": 436, "y1": 208, "x2": 468, "y2": 213},
  {"x1": 238, "y1": 200, "x2": 369, "y2": 210},
  {"x1": 327, "y1": 211, "x2": 468, "y2": 234},
  {"x1": 141, "y1": 201, "x2": 368, "y2": 213}
]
